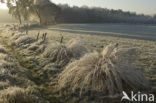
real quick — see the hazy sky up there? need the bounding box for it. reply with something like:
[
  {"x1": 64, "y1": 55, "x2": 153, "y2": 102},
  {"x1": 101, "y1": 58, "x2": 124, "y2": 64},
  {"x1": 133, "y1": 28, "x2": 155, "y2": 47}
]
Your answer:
[{"x1": 0, "y1": 0, "x2": 156, "y2": 15}]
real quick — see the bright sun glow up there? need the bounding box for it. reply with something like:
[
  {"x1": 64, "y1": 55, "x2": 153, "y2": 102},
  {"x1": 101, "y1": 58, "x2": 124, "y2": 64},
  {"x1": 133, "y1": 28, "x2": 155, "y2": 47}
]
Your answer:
[{"x1": 0, "y1": 3, "x2": 8, "y2": 9}]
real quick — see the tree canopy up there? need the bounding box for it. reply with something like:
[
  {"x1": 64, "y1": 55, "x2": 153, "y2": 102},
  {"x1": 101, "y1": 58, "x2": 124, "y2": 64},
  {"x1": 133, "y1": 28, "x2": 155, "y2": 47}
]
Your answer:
[
  {"x1": 0, "y1": 0, "x2": 61, "y2": 25},
  {"x1": 28, "y1": 0, "x2": 61, "y2": 25}
]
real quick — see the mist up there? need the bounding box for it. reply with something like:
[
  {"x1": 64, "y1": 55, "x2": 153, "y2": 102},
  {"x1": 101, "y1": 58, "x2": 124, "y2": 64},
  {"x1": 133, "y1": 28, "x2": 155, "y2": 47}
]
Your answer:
[{"x1": 0, "y1": 9, "x2": 17, "y2": 23}]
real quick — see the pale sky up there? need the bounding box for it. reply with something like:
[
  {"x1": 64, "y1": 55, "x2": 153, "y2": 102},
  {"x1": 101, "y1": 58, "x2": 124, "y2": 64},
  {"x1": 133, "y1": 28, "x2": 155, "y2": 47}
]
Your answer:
[
  {"x1": 0, "y1": 0, "x2": 156, "y2": 15},
  {"x1": 0, "y1": 3, "x2": 7, "y2": 9}
]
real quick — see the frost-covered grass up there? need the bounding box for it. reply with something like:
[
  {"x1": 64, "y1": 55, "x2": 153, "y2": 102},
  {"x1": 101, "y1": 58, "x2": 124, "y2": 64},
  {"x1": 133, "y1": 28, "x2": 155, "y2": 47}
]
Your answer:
[
  {"x1": 57, "y1": 44, "x2": 149, "y2": 97},
  {"x1": 28, "y1": 24, "x2": 156, "y2": 86},
  {"x1": 0, "y1": 23, "x2": 155, "y2": 103}
]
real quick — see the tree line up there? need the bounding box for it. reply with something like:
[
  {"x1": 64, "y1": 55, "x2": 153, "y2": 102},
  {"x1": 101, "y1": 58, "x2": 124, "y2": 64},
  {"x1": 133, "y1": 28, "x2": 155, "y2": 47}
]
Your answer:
[
  {"x1": 1, "y1": 0, "x2": 156, "y2": 25},
  {"x1": 57, "y1": 4, "x2": 156, "y2": 24}
]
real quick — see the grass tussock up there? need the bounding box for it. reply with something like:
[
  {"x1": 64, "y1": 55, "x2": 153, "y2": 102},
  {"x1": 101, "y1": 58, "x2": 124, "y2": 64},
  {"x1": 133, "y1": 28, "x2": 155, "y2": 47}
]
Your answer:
[
  {"x1": 43, "y1": 40, "x2": 87, "y2": 67},
  {"x1": 43, "y1": 43, "x2": 72, "y2": 67},
  {"x1": 57, "y1": 44, "x2": 150, "y2": 96},
  {"x1": 0, "y1": 87, "x2": 45, "y2": 103}
]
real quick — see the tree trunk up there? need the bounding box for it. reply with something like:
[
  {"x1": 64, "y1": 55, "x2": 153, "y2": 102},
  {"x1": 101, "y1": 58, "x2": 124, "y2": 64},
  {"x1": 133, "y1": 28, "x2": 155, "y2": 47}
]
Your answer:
[
  {"x1": 15, "y1": 0, "x2": 22, "y2": 25},
  {"x1": 35, "y1": 8, "x2": 42, "y2": 25}
]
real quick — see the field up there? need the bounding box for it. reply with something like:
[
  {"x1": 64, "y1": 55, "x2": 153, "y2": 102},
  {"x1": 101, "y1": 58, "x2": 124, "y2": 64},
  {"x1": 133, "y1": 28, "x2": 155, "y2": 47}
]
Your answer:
[
  {"x1": 0, "y1": 23, "x2": 156, "y2": 103},
  {"x1": 46, "y1": 23, "x2": 156, "y2": 41},
  {"x1": 29, "y1": 23, "x2": 156, "y2": 78}
]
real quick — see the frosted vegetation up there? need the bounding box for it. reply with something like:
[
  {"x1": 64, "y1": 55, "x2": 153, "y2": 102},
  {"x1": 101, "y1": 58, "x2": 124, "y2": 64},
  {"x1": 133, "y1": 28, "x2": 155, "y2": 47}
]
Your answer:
[
  {"x1": 0, "y1": 0, "x2": 155, "y2": 102},
  {"x1": 0, "y1": 23, "x2": 155, "y2": 103}
]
